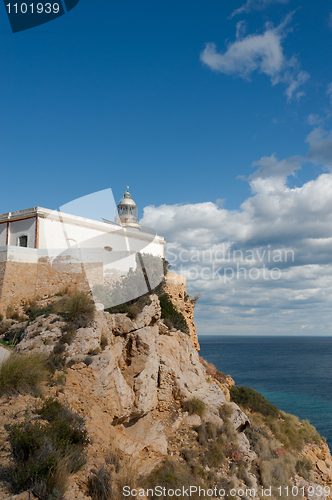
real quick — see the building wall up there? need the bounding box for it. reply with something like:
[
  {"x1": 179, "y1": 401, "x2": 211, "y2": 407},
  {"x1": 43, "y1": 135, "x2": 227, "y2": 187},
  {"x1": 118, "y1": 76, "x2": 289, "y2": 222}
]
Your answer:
[
  {"x1": 0, "y1": 258, "x2": 99, "y2": 315},
  {"x1": 0, "y1": 208, "x2": 165, "y2": 315},
  {"x1": 8, "y1": 218, "x2": 36, "y2": 248},
  {"x1": 0, "y1": 224, "x2": 7, "y2": 246}
]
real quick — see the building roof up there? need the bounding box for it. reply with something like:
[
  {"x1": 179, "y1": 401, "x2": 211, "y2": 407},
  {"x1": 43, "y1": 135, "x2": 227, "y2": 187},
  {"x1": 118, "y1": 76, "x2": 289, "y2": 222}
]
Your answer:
[{"x1": 0, "y1": 207, "x2": 165, "y2": 244}]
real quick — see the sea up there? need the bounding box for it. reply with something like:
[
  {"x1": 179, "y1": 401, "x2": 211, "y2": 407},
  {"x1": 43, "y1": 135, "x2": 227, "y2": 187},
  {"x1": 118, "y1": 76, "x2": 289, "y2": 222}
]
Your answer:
[{"x1": 198, "y1": 336, "x2": 332, "y2": 449}]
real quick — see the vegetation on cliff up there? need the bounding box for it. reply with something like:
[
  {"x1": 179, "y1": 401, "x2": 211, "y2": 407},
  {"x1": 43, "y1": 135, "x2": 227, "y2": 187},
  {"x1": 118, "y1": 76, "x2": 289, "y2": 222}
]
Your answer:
[
  {"x1": 0, "y1": 286, "x2": 330, "y2": 500},
  {"x1": 6, "y1": 397, "x2": 88, "y2": 499},
  {"x1": 0, "y1": 352, "x2": 50, "y2": 396}
]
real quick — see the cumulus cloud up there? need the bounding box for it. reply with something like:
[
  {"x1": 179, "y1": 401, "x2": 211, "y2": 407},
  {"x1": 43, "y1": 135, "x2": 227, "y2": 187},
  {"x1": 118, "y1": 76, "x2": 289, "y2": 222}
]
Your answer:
[
  {"x1": 231, "y1": 0, "x2": 289, "y2": 18},
  {"x1": 142, "y1": 143, "x2": 332, "y2": 335},
  {"x1": 200, "y1": 15, "x2": 309, "y2": 101},
  {"x1": 249, "y1": 153, "x2": 301, "y2": 180},
  {"x1": 306, "y1": 128, "x2": 332, "y2": 167}
]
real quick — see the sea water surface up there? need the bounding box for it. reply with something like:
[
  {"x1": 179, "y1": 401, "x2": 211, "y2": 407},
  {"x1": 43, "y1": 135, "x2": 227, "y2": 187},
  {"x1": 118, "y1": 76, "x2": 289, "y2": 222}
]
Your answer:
[{"x1": 198, "y1": 336, "x2": 332, "y2": 449}]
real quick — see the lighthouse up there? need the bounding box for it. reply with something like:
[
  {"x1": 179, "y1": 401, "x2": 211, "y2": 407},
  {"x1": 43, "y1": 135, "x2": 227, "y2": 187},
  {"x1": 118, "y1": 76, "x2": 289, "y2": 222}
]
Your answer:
[{"x1": 117, "y1": 186, "x2": 140, "y2": 229}]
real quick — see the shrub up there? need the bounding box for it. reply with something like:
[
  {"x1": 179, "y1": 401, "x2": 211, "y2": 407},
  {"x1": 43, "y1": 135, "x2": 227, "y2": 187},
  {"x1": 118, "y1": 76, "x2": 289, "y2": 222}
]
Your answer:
[
  {"x1": 266, "y1": 412, "x2": 321, "y2": 451},
  {"x1": 59, "y1": 327, "x2": 77, "y2": 345},
  {"x1": 181, "y1": 448, "x2": 197, "y2": 464},
  {"x1": 183, "y1": 397, "x2": 206, "y2": 417},
  {"x1": 47, "y1": 344, "x2": 66, "y2": 373},
  {"x1": 143, "y1": 458, "x2": 206, "y2": 500},
  {"x1": 3, "y1": 326, "x2": 25, "y2": 345},
  {"x1": 0, "y1": 338, "x2": 12, "y2": 348},
  {"x1": 260, "y1": 455, "x2": 296, "y2": 490},
  {"x1": 56, "y1": 372, "x2": 66, "y2": 385},
  {"x1": 7, "y1": 398, "x2": 87, "y2": 499},
  {"x1": 0, "y1": 353, "x2": 50, "y2": 396},
  {"x1": 230, "y1": 386, "x2": 280, "y2": 417},
  {"x1": 207, "y1": 442, "x2": 225, "y2": 467},
  {"x1": 159, "y1": 293, "x2": 189, "y2": 334},
  {"x1": 197, "y1": 424, "x2": 207, "y2": 445},
  {"x1": 25, "y1": 301, "x2": 52, "y2": 321},
  {"x1": 206, "y1": 421, "x2": 217, "y2": 439},
  {"x1": 6, "y1": 305, "x2": 20, "y2": 320},
  {"x1": 218, "y1": 403, "x2": 233, "y2": 421},
  {"x1": 53, "y1": 292, "x2": 95, "y2": 326},
  {"x1": 296, "y1": 457, "x2": 312, "y2": 480},
  {"x1": 88, "y1": 466, "x2": 113, "y2": 500},
  {"x1": 127, "y1": 305, "x2": 141, "y2": 319},
  {"x1": 100, "y1": 334, "x2": 108, "y2": 350}
]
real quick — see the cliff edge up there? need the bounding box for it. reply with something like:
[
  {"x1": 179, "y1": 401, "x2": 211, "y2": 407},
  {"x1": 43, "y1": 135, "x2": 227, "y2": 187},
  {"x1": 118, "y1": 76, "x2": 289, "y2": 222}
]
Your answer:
[{"x1": 0, "y1": 290, "x2": 331, "y2": 500}]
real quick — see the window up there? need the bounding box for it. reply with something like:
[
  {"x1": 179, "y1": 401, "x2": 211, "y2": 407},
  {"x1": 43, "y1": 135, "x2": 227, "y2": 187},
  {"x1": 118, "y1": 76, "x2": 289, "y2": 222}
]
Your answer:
[
  {"x1": 18, "y1": 235, "x2": 28, "y2": 247},
  {"x1": 67, "y1": 239, "x2": 77, "y2": 248}
]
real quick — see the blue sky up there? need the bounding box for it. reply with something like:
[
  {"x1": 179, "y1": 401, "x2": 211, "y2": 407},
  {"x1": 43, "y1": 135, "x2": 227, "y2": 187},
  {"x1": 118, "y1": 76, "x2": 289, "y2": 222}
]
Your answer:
[{"x1": 1, "y1": 0, "x2": 332, "y2": 335}]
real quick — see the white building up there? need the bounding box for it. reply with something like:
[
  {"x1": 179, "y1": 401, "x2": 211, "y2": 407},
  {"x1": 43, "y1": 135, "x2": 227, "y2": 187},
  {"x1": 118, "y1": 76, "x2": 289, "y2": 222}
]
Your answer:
[{"x1": 0, "y1": 188, "x2": 165, "y2": 312}]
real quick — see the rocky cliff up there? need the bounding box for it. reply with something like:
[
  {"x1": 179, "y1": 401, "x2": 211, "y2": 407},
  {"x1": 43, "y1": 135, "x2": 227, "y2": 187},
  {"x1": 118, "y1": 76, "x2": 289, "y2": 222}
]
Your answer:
[{"x1": 0, "y1": 290, "x2": 331, "y2": 500}]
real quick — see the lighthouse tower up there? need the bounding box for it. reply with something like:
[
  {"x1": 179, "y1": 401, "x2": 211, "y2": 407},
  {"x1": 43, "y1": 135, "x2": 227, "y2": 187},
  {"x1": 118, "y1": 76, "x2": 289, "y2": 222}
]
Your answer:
[{"x1": 117, "y1": 186, "x2": 140, "y2": 229}]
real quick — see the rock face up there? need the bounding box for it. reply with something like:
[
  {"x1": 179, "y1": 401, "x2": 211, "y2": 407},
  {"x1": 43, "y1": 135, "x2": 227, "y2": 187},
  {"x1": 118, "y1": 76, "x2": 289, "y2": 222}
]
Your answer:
[
  {"x1": 303, "y1": 442, "x2": 332, "y2": 487},
  {"x1": 1, "y1": 291, "x2": 332, "y2": 500},
  {"x1": 13, "y1": 295, "x2": 222, "y2": 430},
  {"x1": 164, "y1": 272, "x2": 200, "y2": 351}
]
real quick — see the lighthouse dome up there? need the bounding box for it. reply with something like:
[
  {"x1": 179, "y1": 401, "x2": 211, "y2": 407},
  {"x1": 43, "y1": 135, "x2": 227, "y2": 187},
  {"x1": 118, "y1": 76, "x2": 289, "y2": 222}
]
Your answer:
[{"x1": 117, "y1": 187, "x2": 140, "y2": 229}]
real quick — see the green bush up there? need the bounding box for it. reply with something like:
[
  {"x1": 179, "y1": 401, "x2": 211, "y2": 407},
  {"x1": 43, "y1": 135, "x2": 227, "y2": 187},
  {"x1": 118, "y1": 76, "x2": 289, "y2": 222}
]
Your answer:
[
  {"x1": 0, "y1": 338, "x2": 12, "y2": 349},
  {"x1": 0, "y1": 353, "x2": 50, "y2": 396},
  {"x1": 25, "y1": 301, "x2": 52, "y2": 321},
  {"x1": 105, "y1": 293, "x2": 152, "y2": 318},
  {"x1": 183, "y1": 397, "x2": 206, "y2": 417},
  {"x1": 265, "y1": 412, "x2": 320, "y2": 451},
  {"x1": 230, "y1": 386, "x2": 280, "y2": 417},
  {"x1": 53, "y1": 291, "x2": 95, "y2": 325},
  {"x1": 159, "y1": 293, "x2": 189, "y2": 334},
  {"x1": 7, "y1": 398, "x2": 87, "y2": 499},
  {"x1": 3, "y1": 326, "x2": 25, "y2": 346}
]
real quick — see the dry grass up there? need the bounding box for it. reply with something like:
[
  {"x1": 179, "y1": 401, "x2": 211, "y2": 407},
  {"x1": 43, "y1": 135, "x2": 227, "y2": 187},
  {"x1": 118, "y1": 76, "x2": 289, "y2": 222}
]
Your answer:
[
  {"x1": 8, "y1": 397, "x2": 87, "y2": 499},
  {"x1": 183, "y1": 397, "x2": 206, "y2": 417},
  {"x1": 0, "y1": 352, "x2": 50, "y2": 396},
  {"x1": 53, "y1": 291, "x2": 95, "y2": 325}
]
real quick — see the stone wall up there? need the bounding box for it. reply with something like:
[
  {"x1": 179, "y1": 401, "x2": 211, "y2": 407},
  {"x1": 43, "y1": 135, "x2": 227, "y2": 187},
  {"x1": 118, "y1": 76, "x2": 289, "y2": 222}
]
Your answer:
[
  {"x1": 164, "y1": 272, "x2": 200, "y2": 351},
  {"x1": 0, "y1": 259, "x2": 103, "y2": 315}
]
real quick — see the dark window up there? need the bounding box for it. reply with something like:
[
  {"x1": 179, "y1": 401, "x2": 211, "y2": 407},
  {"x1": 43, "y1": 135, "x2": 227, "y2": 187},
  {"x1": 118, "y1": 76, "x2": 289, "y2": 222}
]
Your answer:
[{"x1": 18, "y1": 235, "x2": 28, "y2": 247}]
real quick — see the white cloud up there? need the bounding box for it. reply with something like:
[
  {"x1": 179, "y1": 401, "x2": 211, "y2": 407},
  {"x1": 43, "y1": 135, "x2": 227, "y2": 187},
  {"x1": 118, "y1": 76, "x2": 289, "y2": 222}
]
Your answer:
[
  {"x1": 306, "y1": 128, "x2": 332, "y2": 166},
  {"x1": 231, "y1": 0, "x2": 289, "y2": 18},
  {"x1": 249, "y1": 153, "x2": 301, "y2": 180},
  {"x1": 142, "y1": 139, "x2": 332, "y2": 335},
  {"x1": 326, "y1": 82, "x2": 332, "y2": 105},
  {"x1": 284, "y1": 70, "x2": 309, "y2": 101},
  {"x1": 200, "y1": 16, "x2": 309, "y2": 102},
  {"x1": 307, "y1": 114, "x2": 324, "y2": 126}
]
